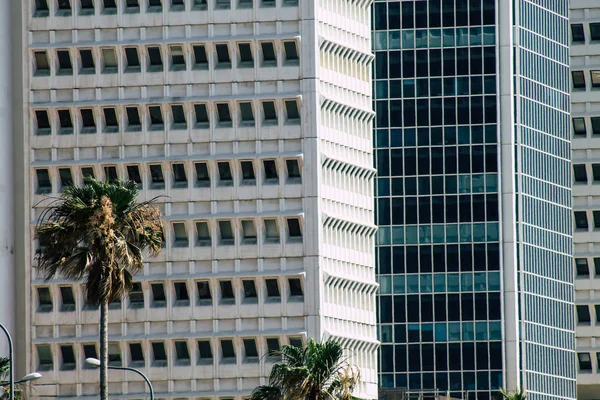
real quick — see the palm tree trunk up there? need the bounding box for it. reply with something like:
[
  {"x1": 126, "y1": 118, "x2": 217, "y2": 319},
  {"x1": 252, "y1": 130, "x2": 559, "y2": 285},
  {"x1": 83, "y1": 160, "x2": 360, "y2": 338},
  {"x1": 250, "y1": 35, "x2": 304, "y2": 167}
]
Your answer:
[{"x1": 100, "y1": 300, "x2": 108, "y2": 400}]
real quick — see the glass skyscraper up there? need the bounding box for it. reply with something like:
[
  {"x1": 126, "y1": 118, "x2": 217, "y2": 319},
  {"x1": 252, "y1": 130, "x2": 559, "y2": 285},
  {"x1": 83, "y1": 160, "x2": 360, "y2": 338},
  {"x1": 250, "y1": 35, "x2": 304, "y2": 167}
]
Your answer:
[{"x1": 373, "y1": 1, "x2": 575, "y2": 399}]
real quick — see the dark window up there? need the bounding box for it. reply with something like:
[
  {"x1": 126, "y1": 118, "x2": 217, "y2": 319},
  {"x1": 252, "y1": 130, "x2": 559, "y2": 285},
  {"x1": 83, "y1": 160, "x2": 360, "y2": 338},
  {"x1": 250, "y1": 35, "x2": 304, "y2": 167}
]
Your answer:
[
  {"x1": 108, "y1": 344, "x2": 122, "y2": 365},
  {"x1": 239, "y1": 43, "x2": 253, "y2": 63},
  {"x1": 579, "y1": 353, "x2": 592, "y2": 371},
  {"x1": 58, "y1": 0, "x2": 72, "y2": 10},
  {"x1": 170, "y1": 105, "x2": 186, "y2": 128},
  {"x1": 61, "y1": 345, "x2": 76, "y2": 369},
  {"x1": 593, "y1": 164, "x2": 600, "y2": 182},
  {"x1": 103, "y1": 0, "x2": 117, "y2": 10},
  {"x1": 215, "y1": 0, "x2": 230, "y2": 9},
  {"x1": 265, "y1": 279, "x2": 280, "y2": 298},
  {"x1": 195, "y1": 162, "x2": 210, "y2": 186},
  {"x1": 37, "y1": 346, "x2": 53, "y2": 369},
  {"x1": 35, "y1": 110, "x2": 51, "y2": 133},
  {"x1": 152, "y1": 342, "x2": 167, "y2": 363},
  {"x1": 240, "y1": 102, "x2": 254, "y2": 123},
  {"x1": 126, "y1": 107, "x2": 141, "y2": 129},
  {"x1": 242, "y1": 220, "x2": 256, "y2": 241},
  {"x1": 83, "y1": 344, "x2": 98, "y2": 360},
  {"x1": 172, "y1": 163, "x2": 187, "y2": 186},
  {"x1": 34, "y1": 52, "x2": 50, "y2": 75},
  {"x1": 263, "y1": 160, "x2": 278, "y2": 180},
  {"x1": 263, "y1": 101, "x2": 277, "y2": 122},
  {"x1": 103, "y1": 108, "x2": 118, "y2": 131},
  {"x1": 35, "y1": 0, "x2": 49, "y2": 12},
  {"x1": 286, "y1": 159, "x2": 301, "y2": 179},
  {"x1": 575, "y1": 211, "x2": 589, "y2": 229},
  {"x1": 596, "y1": 305, "x2": 600, "y2": 323},
  {"x1": 243, "y1": 280, "x2": 257, "y2": 299},
  {"x1": 170, "y1": 45, "x2": 185, "y2": 68},
  {"x1": 81, "y1": 167, "x2": 95, "y2": 180},
  {"x1": 125, "y1": 47, "x2": 140, "y2": 69},
  {"x1": 218, "y1": 162, "x2": 232, "y2": 182},
  {"x1": 197, "y1": 281, "x2": 212, "y2": 301},
  {"x1": 261, "y1": 42, "x2": 276, "y2": 63},
  {"x1": 60, "y1": 286, "x2": 75, "y2": 310},
  {"x1": 573, "y1": 118, "x2": 587, "y2": 136},
  {"x1": 80, "y1": 0, "x2": 94, "y2": 13},
  {"x1": 148, "y1": 47, "x2": 163, "y2": 69},
  {"x1": 244, "y1": 339, "x2": 258, "y2": 358},
  {"x1": 175, "y1": 341, "x2": 190, "y2": 362},
  {"x1": 217, "y1": 103, "x2": 231, "y2": 122},
  {"x1": 578, "y1": 305, "x2": 591, "y2": 324},
  {"x1": 126, "y1": 0, "x2": 140, "y2": 9},
  {"x1": 148, "y1": 106, "x2": 164, "y2": 128},
  {"x1": 592, "y1": 117, "x2": 600, "y2": 135},
  {"x1": 220, "y1": 280, "x2": 234, "y2": 300},
  {"x1": 37, "y1": 287, "x2": 52, "y2": 311},
  {"x1": 266, "y1": 338, "x2": 280, "y2": 356},
  {"x1": 591, "y1": 23, "x2": 600, "y2": 41},
  {"x1": 127, "y1": 165, "x2": 142, "y2": 184},
  {"x1": 285, "y1": 100, "x2": 300, "y2": 120},
  {"x1": 59, "y1": 168, "x2": 73, "y2": 189},
  {"x1": 288, "y1": 278, "x2": 303, "y2": 297},
  {"x1": 283, "y1": 41, "x2": 298, "y2": 62},
  {"x1": 287, "y1": 218, "x2": 302, "y2": 238},
  {"x1": 576, "y1": 258, "x2": 589, "y2": 277},
  {"x1": 151, "y1": 283, "x2": 166, "y2": 303},
  {"x1": 592, "y1": 71, "x2": 600, "y2": 88},
  {"x1": 81, "y1": 109, "x2": 96, "y2": 131},
  {"x1": 221, "y1": 340, "x2": 235, "y2": 359},
  {"x1": 193, "y1": 45, "x2": 208, "y2": 67},
  {"x1": 174, "y1": 282, "x2": 189, "y2": 302},
  {"x1": 194, "y1": 104, "x2": 209, "y2": 125},
  {"x1": 148, "y1": 0, "x2": 162, "y2": 8},
  {"x1": 289, "y1": 337, "x2": 303, "y2": 348},
  {"x1": 241, "y1": 161, "x2": 255, "y2": 181},
  {"x1": 198, "y1": 340, "x2": 212, "y2": 361},
  {"x1": 130, "y1": 343, "x2": 144, "y2": 363},
  {"x1": 594, "y1": 211, "x2": 600, "y2": 229},
  {"x1": 572, "y1": 71, "x2": 586, "y2": 89},
  {"x1": 574, "y1": 164, "x2": 588, "y2": 183},
  {"x1": 196, "y1": 222, "x2": 211, "y2": 245},
  {"x1": 215, "y1": 44, "x2": 231, "y2": 64},
  {"x1": 149, "y1": 165, "x2": 164, "y2": 186},
  {"x1": 571, "y1": 24, "x2": 585, "y2": 43},
  {"x1": 57, "y1": 50, "x2": 73, "y2": 72},
  {"x1": 219, "y1": 221, "x2": 234, "y2": 242},
  {"x1": 104, "y1": 166, "x2": 118, "y2": 182},
  {"x1": 57, "y1": 110, "x2": 73, "y2": 131},
  {"x1": 129, "y1": 282, "x2": 144, "y2": 306}
]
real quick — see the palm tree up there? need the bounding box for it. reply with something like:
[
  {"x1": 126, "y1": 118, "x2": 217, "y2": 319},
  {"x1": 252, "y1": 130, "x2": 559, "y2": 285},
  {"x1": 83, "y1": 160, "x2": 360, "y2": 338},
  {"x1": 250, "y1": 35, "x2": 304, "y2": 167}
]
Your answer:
[
  {"x1": 0, "y1": 357, "x2": 21, "y2": 400},
  {"x1": 35, "y1": 179, "x2": 163, "y2": 400},
  {"x1": 498, "y1": 387, "x2": 526, "y2": 400},
  {"x1": 250, "y1": 338, "x2": 361, "y2": 400}
]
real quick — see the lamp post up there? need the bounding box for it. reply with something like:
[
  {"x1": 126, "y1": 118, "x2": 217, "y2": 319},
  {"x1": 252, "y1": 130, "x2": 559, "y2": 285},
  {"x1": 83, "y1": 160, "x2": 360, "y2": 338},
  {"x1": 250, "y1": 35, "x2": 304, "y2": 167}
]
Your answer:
[
  {"x1": 0, "y1": 323, "x2": 42, "y2": 400},
  {"x1": 84, "y1": 358, "x2": 154, "y2": 400}
]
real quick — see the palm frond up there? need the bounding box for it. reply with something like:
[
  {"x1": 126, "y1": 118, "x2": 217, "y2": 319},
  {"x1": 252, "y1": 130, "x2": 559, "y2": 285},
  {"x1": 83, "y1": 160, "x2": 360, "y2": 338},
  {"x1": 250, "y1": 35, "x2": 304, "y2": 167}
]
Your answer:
[{"x1": 250, "y1": 385, "x2": 283, "y2": 400}]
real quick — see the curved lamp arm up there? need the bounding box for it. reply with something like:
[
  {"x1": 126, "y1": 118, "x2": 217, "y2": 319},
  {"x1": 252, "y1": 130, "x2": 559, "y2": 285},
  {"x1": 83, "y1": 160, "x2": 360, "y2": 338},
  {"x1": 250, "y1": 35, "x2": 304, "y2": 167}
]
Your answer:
[{"x1": 84, "y1": 358, "x2": 153, "y2": 400}]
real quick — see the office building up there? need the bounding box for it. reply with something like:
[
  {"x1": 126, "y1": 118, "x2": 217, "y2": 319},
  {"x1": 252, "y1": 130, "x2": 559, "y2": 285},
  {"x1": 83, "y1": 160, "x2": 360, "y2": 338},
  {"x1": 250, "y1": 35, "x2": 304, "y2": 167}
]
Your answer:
[
  {"x1": 3, "y1": 1, "x2": 378, "y2": 398},
  {"x1": 373, "y1": 1, "x2": 575, "y2": 399},
  {"x1": 570, "y1": 1, "x2": 600, "y2": 399}
]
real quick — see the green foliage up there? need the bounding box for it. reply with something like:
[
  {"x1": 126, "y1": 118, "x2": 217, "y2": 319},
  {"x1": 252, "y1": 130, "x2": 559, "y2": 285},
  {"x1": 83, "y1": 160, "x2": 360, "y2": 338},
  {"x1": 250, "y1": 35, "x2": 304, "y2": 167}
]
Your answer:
[
  {"x1": 498, "y1": 387, "x2": 527, "y2": 400},
  {"x1": 35, "y1": 178, "x2": 163, "y2": 305},
  {"x1": 250, "y1": 339, "x2": 361, "y2": 400}
]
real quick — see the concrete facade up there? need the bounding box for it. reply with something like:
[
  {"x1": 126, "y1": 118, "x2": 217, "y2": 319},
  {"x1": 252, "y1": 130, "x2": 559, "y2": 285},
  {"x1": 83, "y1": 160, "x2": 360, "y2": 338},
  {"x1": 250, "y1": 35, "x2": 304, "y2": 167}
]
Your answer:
[{"x1": 15, "y1": 0, "x2": 378, "y2": 399}]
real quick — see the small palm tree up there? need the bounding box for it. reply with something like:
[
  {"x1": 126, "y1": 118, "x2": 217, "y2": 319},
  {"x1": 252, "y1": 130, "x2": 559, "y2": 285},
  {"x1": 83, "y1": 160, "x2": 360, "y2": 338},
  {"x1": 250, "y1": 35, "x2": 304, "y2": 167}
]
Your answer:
[
  {"x1": 498, "y1": 387, "x2": 526, "y2": 400},
  {"x1": 250, "y1": 338, "x2": 360, "y2": 400},
  {"x1": 0, "y1": 357, "x2": 21, "y2": 400},
  {"x1": 35, "y1": 179, "x2": 163, "y2": 400}
]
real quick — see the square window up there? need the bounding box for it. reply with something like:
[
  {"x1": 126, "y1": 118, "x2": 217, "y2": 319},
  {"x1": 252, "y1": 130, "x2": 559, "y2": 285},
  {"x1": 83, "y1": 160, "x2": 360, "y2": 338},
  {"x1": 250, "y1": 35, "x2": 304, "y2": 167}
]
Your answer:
[
  {"x1": 125, "y1": 47, "x2": 141, "y2": 70},
  {"x1": 594, "y1": 211, "x2": 600, "y2": 229},
  {"x1": 266, "y1": 338, "x2": 280, "y2": 357},
  {"x1": 572, "y1": 71, "x2": 586, "y2": 89},
  {"x1": 285, "y1": 100, "x2": 300, "y2": 120},
  {"x1": 243, "y1": 338, "x2": 258, "y2": 358},
  {"x1": 83, "y1": 344, "x2": 98, "y2": 360},
  {"x1": 288, "y1": 278, "x2": 303, "y2": 297},
  {"x1": 126, "y1": 107, "x2": 141, "y2": 130},
  {"x1": 215, "y1": 44, "x2": 231, "y2": 65},
  {"x1": 126, "y1": 0, "x2": 140, "y2": 11},
  {"x1": 60, "y1": 345, "x2": 76, "y2": 370},
  {"x1": 127, "y1": 165, "x2": 142, "y2": 185},
  {"x1": 217, "y1": 162, "x2": 233, "y2": 183},
  {"x1": 172, "y1": 163, "x2": 187, "y2": 187},
  {"x1": 172, "y1": 105, "x2": 187, "y2": 128},
  {"x1": 193, "y1": 45, "x2": 208, "y2": 68},
  {"x1": 103, "y1": 0, "x2": 117, "y2": 10},
  {"x1": 58, "y1": 110, "x2": 73, "y2": 132},
  {"x1": 148, "y1": 0, "x2": 162, "y2": 10},
  {"x1": 593, "y1": 164, "x2": 600, "y2": 182},
  {"x1": 194, "y1": 104, "x2": 209, "y2": 126},
  {"x1": 217, "y1": 103, "x2": 232, "y2": 123},
  {"x1": 221, "y1": 340, "x2": 235, "y2": 359},
  {"x1": 151, "y1": 283, "x2": 166, "y2": 304},
  {"x1": 148, "y1": 106, "x2": 164, "y2": 129},
  {"x1": 80, "y1": 109, "x2": 96, "y2": 133},
  {"x1": 283, "y1": 41, "x2": 298, "y2": 62},
  {"x1": 103, "y1": 108, "x2": 118, "y2": 132},
  {"x1": 35, "y1": 0, "x2": 50, "y2": 13},
  {"x1": 195, "y1": 162, "x2": 210, "y2": 186},
  {"x1": 148, "y1": 47, "x2": 163, "y2": 70},
  {"x1": 575, "y1": 211, "x2": 589, "y2": 230},
  {"x1": 239, "y1": 43, "x2": 253, "y2": 64},
  {"x1": 150, "y1": 165, "x2": 165, "y2": 187},
  {"x1": 240, "y1": 161, "x2": 256, "y2": 181},
  {"x1": 262, "y1": 101, "x2": 277, "y2": 123},
  {"x1": 59, "y1": 168, "x2": 74, "y2": 190},
  {"x1": 578, "y1": 305, "x2": 591, "y2": 324},
  {"x1": 104, "y1": 166, "x2": 118, "y2": 182},
  {"x1": 591, "y1": 23, "x2": 600, "y2": 41},
  {"x1": 57, "y1": 50, "x2": 73, "y2": 74},
  {"x1": 81, "y1": 167, "x2": 95, "y2": 180},
  {"x1": 263, "y1": 160, "x2": 278, "y2": 181},
  {"x1": 171, "y1": 45, "x2": 185, "y2": 69},
  {"x1": 242, "y1": 220, "x2": 257, "y2": 242},
  {"x1": 129, "y1": 282, "x2": 144, "y2": 306},
  {"x1": 37, "y1": 345, "x2": 53, "y2": 370},
  {"x1": 151, "y1": 342, "x2": 167, "y2": 365},
  {"x1": 34, "y1": 51, "x2": 50, "y2": 75},
  {"x1": 572, "y1": 24, "x2": 585, "y2": 43},
  {"x1": 36, "y1": 169, "x2": 52, "y2": 194},
  {"x1": 243, "y1": 280, "x2": 257, "y2": 299},
  {"x1": 573, "y1": 118, "x2": 587, "y2": 136},
  {"x1": 593, "y1": 117, "x2": 600, "y2": 135},
  {"x1": 265, "y1": 278, "x2": 280, "y2": 298},
  {"x1": 575, "y1": 258, "x2": 589, "y2": 277},
  {"x1": 286, "y1": 159, "x2": 301, "y2": 180},
  {"x1": 219, "y1": 220, "x2": 234, "y2": 243},
  {"x1": 220, "y1": 280, "x2": 235, "y2": 301},
  {"x1": 108, "y1": 343, "x2": 122, "y2": 366},
  {"x1": 35, "y1": 110, "x2": 51, "y2": 135},
  {"x1": 129, "y1": 343, "x2": 144, "y2": 364},
  {"x1": 172, "y1": 222, "x2": 188, "y2": 246},
  {"x1": 58, "y1": 0, "x2": 72, "y2": 10},
  {"x1": 574, "y1": 164, "x2": 588, "y2": 183},
  {"x1": 175, "y1": 341, "x2": 190, "y2": 363},
  {"x1": 289, "y1": 337, "x2": 303, "y2": 348},
  {"x1": 240, "y1": 102, "x2": 255, "y2": 124},
  {"x1": 264, "y1": 219, "x2": 279, "y2": 241},
  {"x1": 174, "y1": 281, "x2": 190, "y2": 302},
  {"x1": 102, "y1": 48, "x2": 118, "y2": 72},
  {"x1": 261, "y1": 42, "x2": 276, "y2": 63},
  {"x1": 195, "y1": 221, "x2": 211, "y2": 246},
  {"x1": 198, "y1": 340, "x2": 213, "y2": 362},
  {"x1": 197, "y1": 281, "x2": 212, "y2": 301},
  {"x1": 287, "y1": 218, "x2": 302, "y2": 238},
  {"x1": 37, "y1": 287, "x2": 52, "y2": 311}
]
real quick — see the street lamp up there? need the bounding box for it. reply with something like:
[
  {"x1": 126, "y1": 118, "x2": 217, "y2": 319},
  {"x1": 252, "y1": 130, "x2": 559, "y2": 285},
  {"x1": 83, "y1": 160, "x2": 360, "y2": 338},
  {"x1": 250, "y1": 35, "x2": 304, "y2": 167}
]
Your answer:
[
  {"x1": 0, "y1": 323, "x2": 42, "y2": 400},
  {"x1": 84, "y1": 358, "x2": 154, "y2": 400}
]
